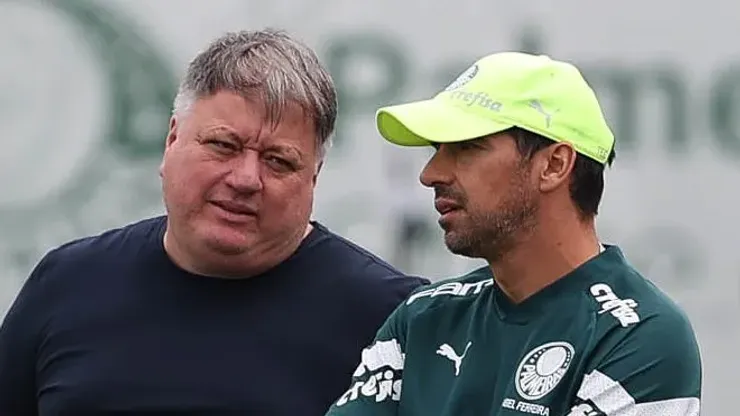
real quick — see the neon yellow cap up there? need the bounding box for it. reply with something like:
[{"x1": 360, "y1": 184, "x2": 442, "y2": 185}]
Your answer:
[{"x1": 375, "y1": 52, "x2": 615, "y2": 164}]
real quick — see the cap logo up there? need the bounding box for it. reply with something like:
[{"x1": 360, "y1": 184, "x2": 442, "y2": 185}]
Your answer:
[
  {"x1": 528, "y1": 100, "x2": 558, "y2": 128},
  {"x1": 444, "y1": 64, "x2": 478, "y2": 91},
  {"x1": 448, "y1": 90, "x2": 503, "y2": 112}
]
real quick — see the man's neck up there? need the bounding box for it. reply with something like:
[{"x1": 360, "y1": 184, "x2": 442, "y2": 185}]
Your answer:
[
  {"x1": 487, "y1": 217, "x2": 601, "y2": 304},
  {"x1": 164, "y1": 221, "x2": 313, "y2": 279}
]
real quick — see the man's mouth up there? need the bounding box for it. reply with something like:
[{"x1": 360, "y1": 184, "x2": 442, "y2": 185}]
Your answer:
[
  {"x1": 434, "y1": 199, "x2": 463, "y2": 215},
  {"x1": 210, "y1": 200, "x2": 258, "y2": 216}
]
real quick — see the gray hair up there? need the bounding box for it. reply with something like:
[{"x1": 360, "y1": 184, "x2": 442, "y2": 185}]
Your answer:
[{"x1": 173, "y1": 29, "x2": 338, "y2": 160}]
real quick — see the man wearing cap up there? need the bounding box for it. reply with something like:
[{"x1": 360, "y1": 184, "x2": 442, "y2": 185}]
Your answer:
[{"x1": 324, "y1": 52, "x2": 702, "y2": 415}]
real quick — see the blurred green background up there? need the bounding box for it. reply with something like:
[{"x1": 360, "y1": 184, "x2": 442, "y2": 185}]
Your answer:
[{"x1": 1, "y1": 0, "x2": 737, "y2": 413}]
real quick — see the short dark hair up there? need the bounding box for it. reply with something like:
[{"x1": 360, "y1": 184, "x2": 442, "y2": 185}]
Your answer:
[{"x1": 505, "y1": 127, "x2": 616, "y2": 218}]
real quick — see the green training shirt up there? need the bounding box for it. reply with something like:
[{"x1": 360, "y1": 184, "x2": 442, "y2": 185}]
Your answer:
[{"x1": 325, "y1": 245, "x2": 701, "y2": 416}]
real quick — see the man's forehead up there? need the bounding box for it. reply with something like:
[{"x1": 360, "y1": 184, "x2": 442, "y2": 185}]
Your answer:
[
  {"x1": 188, "y1": 91, "x2": 314, "y2": 135},
  {"x1": 457, "y1": 131, "x2": 516, "y2": 147},
  {"x1": 485, "y1": 129, "x2": 517, "y2": 142}
]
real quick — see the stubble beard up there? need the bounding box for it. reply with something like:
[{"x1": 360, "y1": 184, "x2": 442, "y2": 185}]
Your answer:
[{"x1": 443, "y1": 174, "x2": 539, "y2": 262}]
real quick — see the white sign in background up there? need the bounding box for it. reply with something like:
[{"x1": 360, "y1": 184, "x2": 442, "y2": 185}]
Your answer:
[{"x1": 0, "y1": 0, "x2": 736, "y2": 413}]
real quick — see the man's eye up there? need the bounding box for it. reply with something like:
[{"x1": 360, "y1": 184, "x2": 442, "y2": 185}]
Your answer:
[
  {"x1": 265, "y1": 156, "x2": 294, "y2": 170},
  {"x1": 207, "y1": 140, "x2": 238, "y2": 152},
  {"x1": 430, "y1": 142, "x2": 479, "y2": 152},
  {"x1": 456, "y1": 141, "x2": 479, "y2": 151}
]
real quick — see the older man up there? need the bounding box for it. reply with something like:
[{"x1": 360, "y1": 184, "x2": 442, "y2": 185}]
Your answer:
[{"x1": 0, "y1": 29, "x2": 427, "y2": 415}]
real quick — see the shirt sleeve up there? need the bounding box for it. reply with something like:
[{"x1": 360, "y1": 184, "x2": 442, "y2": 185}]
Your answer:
[
  {"x1": 566, "y1": 312, "x2": 702, "y2": 416},
  {"x1": 0, "y1": 254, "x2": 56, "y2": 416},
  {"x1": 324, "y1": 301, "x2": 409, "y2": 416}
]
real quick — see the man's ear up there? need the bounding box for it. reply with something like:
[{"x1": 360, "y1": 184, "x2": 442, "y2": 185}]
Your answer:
[
  {"x1": 313, "y1": 160, "x2": 324, "y2": 185},
  {"x1": 160, "y1": 116, "x2": 179, "y2": 178},
  {"x1": 538, "y1": 142, "x2": 577, "y2": 193},
  {"x1": 165, "y1": 116, "x2": 178, "y2": 149}
]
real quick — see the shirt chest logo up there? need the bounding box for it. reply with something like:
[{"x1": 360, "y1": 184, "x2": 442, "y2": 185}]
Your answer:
[
  {"x1": 515, "y1": 341, "x2": 575, "y2": 401},
  {"x1": 436, "y1": 341, "x2": 472, "y2": 376}
]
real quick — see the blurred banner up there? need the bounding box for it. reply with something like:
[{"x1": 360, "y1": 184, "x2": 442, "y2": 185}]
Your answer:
[{"x1": 1, "y1": 0, "x2": 737, "y2": 413}]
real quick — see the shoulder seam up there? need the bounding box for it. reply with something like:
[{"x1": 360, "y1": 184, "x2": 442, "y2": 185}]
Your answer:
[{"x1": 317, "y1": 227, "x2": 407, "y2": 277}]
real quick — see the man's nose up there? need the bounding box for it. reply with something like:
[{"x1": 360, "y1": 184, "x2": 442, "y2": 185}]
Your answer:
[
  {"x1": 420, "y1": 146, "x2": 453, "y2": 188},
  {"x1": 224, "y1": 151, "x2": 263, "y2": 193}
]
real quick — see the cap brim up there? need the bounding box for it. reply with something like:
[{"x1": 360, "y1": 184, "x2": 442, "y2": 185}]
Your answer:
[{"x1": 376, "y1": 99, "x2": 514, "y2": 147}]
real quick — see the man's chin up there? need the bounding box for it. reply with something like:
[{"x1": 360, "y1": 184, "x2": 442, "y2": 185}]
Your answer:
[
  {"x1": 443, "y1": 234, "x2": 479, "y2": 258},
  {"x1": 199, "y1": 228, "x2": 254, "y2": 256}
]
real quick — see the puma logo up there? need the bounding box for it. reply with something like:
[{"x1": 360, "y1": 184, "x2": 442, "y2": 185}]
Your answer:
[
  {"x1": 528, "y1": 100, "x2": 558, "y2": 128},
  {"x1": 436, "y1": 341, "x2": 472, "y2": 376}
]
